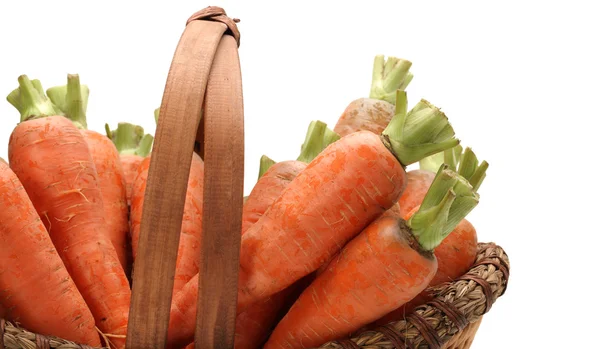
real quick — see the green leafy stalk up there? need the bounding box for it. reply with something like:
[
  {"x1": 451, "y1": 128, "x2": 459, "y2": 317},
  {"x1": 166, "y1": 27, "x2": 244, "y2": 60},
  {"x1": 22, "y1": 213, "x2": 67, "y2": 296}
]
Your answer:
[
  {"x1": 369, "y1": 55, "x2": 413, "y2": 104},
  {"x1": 258, "y1": 155, "x2": 276, "y2": 179},
  {"x1": 46, "y1": 74, "x2": 90, "y2": 129},
  {"x1": 297, "y1": 120, "x2": 340, "y2": 163},
  {"x1": 407, "y1": 164, "x2": 480, "y2": 251},
  {"x1": 382, "y1": 93, "x2": 460, "y2": 166},
  {"x1": 420, "y1": 145, "x2": 488, "y2": 191},
  {"x1": 6, "y1": 75, "x2": 61, "y2": 122},
  {"x1": 154, "y1": 107, "x2": 160, "y2": 124},
  {"x1": 106, "y1": 122, "x2": 154, "y2": 156}
]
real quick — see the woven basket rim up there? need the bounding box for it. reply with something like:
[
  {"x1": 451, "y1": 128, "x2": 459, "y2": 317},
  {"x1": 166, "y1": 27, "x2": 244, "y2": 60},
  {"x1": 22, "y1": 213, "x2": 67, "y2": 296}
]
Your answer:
[{"x1": 0, "y1": 242, "x2": 509, "y2": 349}]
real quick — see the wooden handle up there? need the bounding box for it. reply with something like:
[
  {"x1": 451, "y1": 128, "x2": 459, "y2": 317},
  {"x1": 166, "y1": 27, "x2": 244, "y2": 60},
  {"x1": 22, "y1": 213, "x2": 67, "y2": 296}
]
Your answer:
[{"x1": 126, "y1": 7, "x2": 244, "y2": 349}]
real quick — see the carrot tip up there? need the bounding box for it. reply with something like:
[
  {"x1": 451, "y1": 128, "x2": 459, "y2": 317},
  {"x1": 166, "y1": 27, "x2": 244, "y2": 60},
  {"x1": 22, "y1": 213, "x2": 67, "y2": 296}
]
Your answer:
[
  {"x1": 369, "y1": 55, "x2": 413, "y2": 104},
  {"x1": 107, "y1": 122, "x2": 154, "y2": 156},
  {"x1": 408, "y1": 164, "x2": 479, "y2": 251},
  {"x1": 382, "y1": 99, "x2": 460, "y2": 166},
  {"x1": 7, "y1": 75, "x2": 61, "y2": 122},
  {"x1": 46, "y1": 74, "x2": 89, "y2": 129}
]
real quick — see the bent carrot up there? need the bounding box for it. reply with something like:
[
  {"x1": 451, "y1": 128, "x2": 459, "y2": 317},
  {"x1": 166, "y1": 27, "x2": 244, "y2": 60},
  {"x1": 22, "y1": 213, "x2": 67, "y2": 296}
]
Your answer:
[
  {"x1": 264, "y1": 164, "x2": 480, "y2": 349},
  {"x1": 105, "y1": 121, "x2": 154, "y2": 206},
  {"x1": 333, "y1": 55, "x2": 413, "y2": 137},
  {"x1": 0, "y1": 159, "x2": 101, "y2": 346},
  {"x1": 130, "y1": 152, "x2": 205, "y2": 297},
  {"x1": 6, "y1": 76, "x2": 130, "y2": 348},
  {"x1": 47, "y1": 74, "x2": 130, "y2": 275},
  {"x1": 373, "y1": 146, "x2": 487, "y2": 325}
]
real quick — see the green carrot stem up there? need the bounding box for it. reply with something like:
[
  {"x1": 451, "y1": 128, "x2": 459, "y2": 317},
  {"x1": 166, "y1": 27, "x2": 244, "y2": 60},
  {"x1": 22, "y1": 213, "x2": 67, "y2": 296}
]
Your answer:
[
  {"x1": 382, "y1": 94, "x2": 460, "y2": 166},
  {"x1": 297, "y1": 121, "x2": 328, "y2": 163},
  {"x1": 408, "y1": 164, "x2": 479, "y2": 251},
  {"x1": 46, "y1": 74, "x2": 90, "y2": 129},
  {"x1": 369, "y1": 55, "x2": 413, "y2": 104},
  {"x1": 469, "y1": 160, "x2": 488, "y2": 192},
  {"x1": 154, "y1": 108, "x2": 160, "y2": 124},
  {"x1": 137, "y1": 134, "x2": 154, "y2": 157},
  {"x1": 6, "y1": 75, "x2": 61, "y2": 122},
  {"x1": 258, "y1": 155, "x2": 276, "y2": 179},
  {"x1": 107, "y1": 122, "x2": 149, "y2": 155}
]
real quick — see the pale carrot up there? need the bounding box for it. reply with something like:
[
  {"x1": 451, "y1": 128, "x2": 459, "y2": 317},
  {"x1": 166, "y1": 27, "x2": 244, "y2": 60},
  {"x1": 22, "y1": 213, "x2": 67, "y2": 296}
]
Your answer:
[
  {"x1": 0, "y1": 159, "x2": 101, "y2": 346},
  {"x1": 166, "y1": 91, "x2": 460, "y2": 348},
  {"x1": 333, "y1": 55, "x2": 413, "y2": 137},
  {"x1": 129, "y1": 152, "x2": 205, "y2": 297},
  {"x1": 6, "y1": 75, "x2": 130, "y2": 348},
  {"x1": 264, "y1": 164, "x2": 480, "y2": 349},
  {"x1": 105, "y1": 121, "x2": 154, "y2": 206},
  {"x1": 46, "y1": 74, "x2": 130, "y2": 275}
]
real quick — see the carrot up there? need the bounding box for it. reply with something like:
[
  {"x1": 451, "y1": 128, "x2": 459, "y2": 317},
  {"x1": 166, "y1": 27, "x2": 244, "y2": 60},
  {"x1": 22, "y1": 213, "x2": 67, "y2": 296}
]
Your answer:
[
  {"x1": 0, "y1": 159, "x2": 101, "y2": 346},
  {"x1": 6, "y1": 75, "x2": 130, "y2": 348},
  {"x1": 333, "y1": 55, "x2": 413, "y2": 137},
  {"x1": 129, "y1": 151, "x2": 204, "y2": 298},
  {"x1": 264, "y1": 163, "x2": 480, "y2": 349},
  {"x1": 235, "y1": 92, "x2": 458, "y2": 310},
  {"x1": 168, "y1": 121, "x2": 339, "y2": 348},
  {"x1": 46, "y1": 74, "x2": 130, "y2": 276},
  {"x1": 373, "y1": 146, "x2": 487, "y2": 325},
  {"x1": 105, "y1": 121, "x2": 154, "y2": 206}
]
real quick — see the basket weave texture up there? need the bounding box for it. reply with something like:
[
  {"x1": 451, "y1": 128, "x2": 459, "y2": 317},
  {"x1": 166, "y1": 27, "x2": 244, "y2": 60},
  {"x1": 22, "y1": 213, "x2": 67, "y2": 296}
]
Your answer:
[{"x1": 0, "y1": 243, "x2": 509, "y2": 349}]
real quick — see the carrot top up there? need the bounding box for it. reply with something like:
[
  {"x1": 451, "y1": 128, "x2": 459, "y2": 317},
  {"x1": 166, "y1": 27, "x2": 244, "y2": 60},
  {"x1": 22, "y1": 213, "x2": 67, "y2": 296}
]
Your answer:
[
  {"x1": 381, "y1": 91, "x2": 460, "y2": 166},
  {"x1": 105, "y1": 122, "x2": 154, "y2": 157},
  {"x1": 46, "y1": 74, "x2": 90, "y2": 130},
  {"x1": 154, "y1": 107, "x2": 160, "y2": 124},
  {"x1": 258, "y1": 120, "x2": 340, "y2": 178},
  {"x1": 6, "y1": 75, "x2": 62, "y2": 122},
  {"x1": 369, "y1": 55, "x2": 413, "y2": 104},
  {"x1": 408, "y1": 163, "x2": 482, "y2": 251},
  {"x1": 420, "y1": 144, "x2": 489, "y2": 192}
]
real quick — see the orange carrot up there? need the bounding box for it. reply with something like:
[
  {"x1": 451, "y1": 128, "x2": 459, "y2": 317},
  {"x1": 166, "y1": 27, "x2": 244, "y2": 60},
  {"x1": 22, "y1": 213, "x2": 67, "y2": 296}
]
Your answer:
[
  {"x1": 333, "y1": 55, "x2": 413, "y2": 137},
  {"x1": 6, "y1": 76, "x2": 130, "y2": 348},
  {"x1": 105, "y1": 121, "x2": 154, "y2": 206},
  {"x1": 264, "y1": 164, "x2": 480, "y2": 349},
  {"x1": 0, "y1": 159, "x2": 101, "y2": 346},
  {"x1": 130, "y1": 152, "x2": 205, "y2": 297},
  {"x1": 373, "y1": 146, "x2": 487, "y2": 325},
  {"x1": 46, "y1": 74, "x2": 130, "y2": 276}
]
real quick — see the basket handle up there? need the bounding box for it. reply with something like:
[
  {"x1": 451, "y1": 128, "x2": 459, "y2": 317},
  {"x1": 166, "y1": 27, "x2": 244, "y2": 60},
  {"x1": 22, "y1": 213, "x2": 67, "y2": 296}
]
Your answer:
[{"x1": 126, "y1": 7, "x2": 244, "y2": 349}]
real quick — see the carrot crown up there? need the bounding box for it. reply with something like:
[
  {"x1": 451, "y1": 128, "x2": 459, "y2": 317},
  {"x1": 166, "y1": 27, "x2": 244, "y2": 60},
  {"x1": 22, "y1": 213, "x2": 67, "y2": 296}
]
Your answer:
[
  {"x1": 258, "y1": 120, "x2": 340, "y2": 179},
  {"x1": 369, "y1": 55, "x2": 413, "y2": 104},
  {"x1": 420, "y1": 145, "x2": 489, "y2": 191},
  {"x1": 381, "y1": 91, "x2": 460, "y2": 166},
  {"x1": 6, "y1": 75, "x2": 62, "y2": 122},
  {"x1": 106, "y1": 122, "x2": 154, "y2": 157},
  {"x1": 258, "y1": 155, "x2": 276, "y2": 179},
  {"x1": 46, "y1": 74, "x2": 90, "y2": 129},
  {"x1": 408, "y1": 163, "x2": 482, "y2": 251}
]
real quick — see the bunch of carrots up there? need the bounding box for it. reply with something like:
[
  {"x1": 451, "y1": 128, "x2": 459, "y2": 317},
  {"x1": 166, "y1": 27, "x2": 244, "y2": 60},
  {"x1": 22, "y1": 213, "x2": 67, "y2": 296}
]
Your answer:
[{"x1": 0, "y1": 54, "x2": 489, "y2": 349}]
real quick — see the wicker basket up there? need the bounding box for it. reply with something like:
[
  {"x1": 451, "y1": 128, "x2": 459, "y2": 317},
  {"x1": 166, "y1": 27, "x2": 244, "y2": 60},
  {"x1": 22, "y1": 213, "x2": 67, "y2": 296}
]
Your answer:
[{"x1": 0, "y1": 6, "x2": 510, "y2": 349}]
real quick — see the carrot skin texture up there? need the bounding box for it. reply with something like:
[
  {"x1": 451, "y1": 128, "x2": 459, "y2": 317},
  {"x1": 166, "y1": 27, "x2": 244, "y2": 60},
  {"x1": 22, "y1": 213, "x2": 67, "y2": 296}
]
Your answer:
[
  {"x1": 333, "y1": 98, "x2": 395, "y2": 138},
  {"x1": 120, "y1": 153, "x2": 144, "y2": 206},
  {"x1": 0, "y1": 161, "x2": 101, "y2": 346},
  {"x1": 241, "y1": 160, "x2": 307, "y2": 234},
  {"x1": 8, "y1": 116, "x2": 130, "y2": 348},
  {"x1": 398, "y1": 169, "x2": 436, "y2": 217},
  {"x1": 373, "y1": 211, "x2": 477, "y2": 325},
  {"x1": 83, "y1": 129, "x2": 130, "y2": 275},
  {"x1": 238, "y1": 131, "x2": 407, "y2": 310},
  {"x1": 130, "y1": 152, "x2": 205, "y2": 296},
  {"x1": 264, "y1": 216, "x2": 437, "y2": 349}
]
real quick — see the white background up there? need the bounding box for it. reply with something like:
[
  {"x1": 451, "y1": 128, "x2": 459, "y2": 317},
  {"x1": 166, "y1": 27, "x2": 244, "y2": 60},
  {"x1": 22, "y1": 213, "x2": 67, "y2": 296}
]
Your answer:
[{"x1": 1, "y1": 1, "x2": 598, "y2": 348}]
